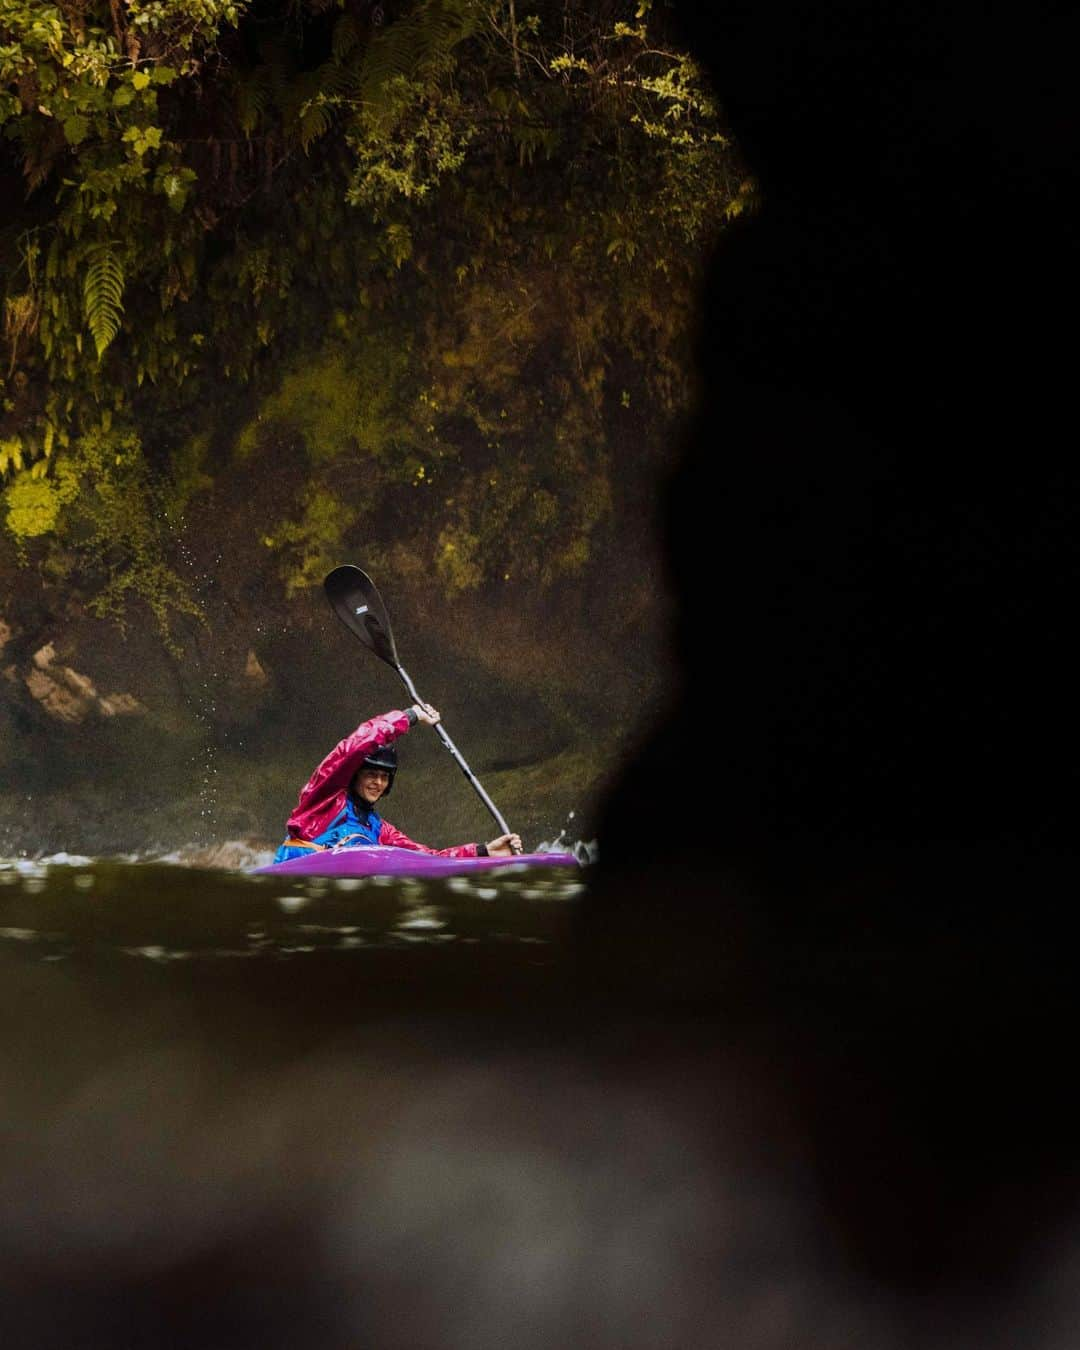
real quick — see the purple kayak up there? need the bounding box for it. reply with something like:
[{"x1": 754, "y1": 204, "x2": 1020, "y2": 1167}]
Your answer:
[{"x1": 253, "y1": 845, "x2": 580, "y2": 880}]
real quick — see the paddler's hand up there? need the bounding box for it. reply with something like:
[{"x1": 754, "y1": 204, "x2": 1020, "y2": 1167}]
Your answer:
[
  {"x1": 411, "y1": 702, "x2": 440, "y2": 726},
  {"x1": 485, "y1": 832, "x2": 522, "y2": 857}
]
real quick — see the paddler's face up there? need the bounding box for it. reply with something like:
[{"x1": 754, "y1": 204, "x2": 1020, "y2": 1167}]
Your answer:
[{"x1": 355, "y1": 767, "x2": 390, "y2": 804}]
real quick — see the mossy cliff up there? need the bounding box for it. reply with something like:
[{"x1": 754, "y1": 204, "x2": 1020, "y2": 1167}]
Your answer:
[{"x1": 0, "y1": 1, "x2": 743, "y2": 850}]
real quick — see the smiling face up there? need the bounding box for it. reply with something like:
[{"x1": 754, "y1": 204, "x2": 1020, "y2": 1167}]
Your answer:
[{"x1": 354, "y1": 766, "x2": 391, "y2": 805}]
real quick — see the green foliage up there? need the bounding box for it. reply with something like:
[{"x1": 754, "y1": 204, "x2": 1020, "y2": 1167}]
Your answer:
[
  {"x1": 264, "y1": 485, "x2": 358, "y2": 598},
  {"x1": 236, "y1": 337, "x2": 419, "y2": 466},
  {"x1": 83, "y1": 244, "x2": 125, "y2": 358},
  {"x1": 2, "y1": 416, "x2": 201, "y2": 644},
  {"x1": 3, "y1": 466, "x2": 75, "y2": 537},
  {"x1": 345, "y1": 78, "x2": 473, "y2": 211},
  {"x1": 1, "y1": 0, "x2": 749, "y2": 634},
  {"x1": 359, "y1": 0, "x2": 480, "y2": 107}
]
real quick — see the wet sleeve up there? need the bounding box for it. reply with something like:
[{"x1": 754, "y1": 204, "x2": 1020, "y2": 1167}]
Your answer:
[
  {"x1": 378, "y1": 819, "x2": 480, "y2": 859},
  {"x1": 296, "y1": 710, "x2": 412, "y2": 812}
]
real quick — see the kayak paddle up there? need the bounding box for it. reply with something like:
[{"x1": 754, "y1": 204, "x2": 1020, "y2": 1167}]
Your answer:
[{"x1": 324, "y1": 565, "x2": 520, "y2": 851}]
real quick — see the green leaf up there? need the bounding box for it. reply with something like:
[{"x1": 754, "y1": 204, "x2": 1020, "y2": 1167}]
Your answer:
[
  {"x1": 62, "y1": 115, "x2": 89, "y2": 145},
  {"x1": 132, "y1": 71, "x2": 151, "y2": 91},
  {"x1": 82, "y1": 244, "x2": 125, "y2": 360}
]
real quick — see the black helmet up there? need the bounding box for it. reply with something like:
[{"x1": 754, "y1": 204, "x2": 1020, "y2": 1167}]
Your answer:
[{"x1": 356, "y1": 742, "x2": 397, "y2": 796}]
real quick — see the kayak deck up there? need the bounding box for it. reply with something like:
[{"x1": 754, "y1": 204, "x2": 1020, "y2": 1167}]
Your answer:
[{"x1": 252, "y1": 845, "x2": 579, "y2": 880}]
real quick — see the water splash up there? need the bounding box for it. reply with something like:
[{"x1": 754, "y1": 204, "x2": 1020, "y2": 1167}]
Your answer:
[{"x1": 535, "y1": 810, "x2": 598, "y2": 865}]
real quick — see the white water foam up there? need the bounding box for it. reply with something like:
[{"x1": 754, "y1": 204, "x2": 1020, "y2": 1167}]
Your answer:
[{"x1": 0, "y1": 836, "x2": 594, "y2": 874}]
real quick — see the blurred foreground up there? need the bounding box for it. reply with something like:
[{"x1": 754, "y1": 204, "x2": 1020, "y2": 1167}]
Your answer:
[{"x1": 1, "y1": 857, "x2": 1076, "y2": 1347}]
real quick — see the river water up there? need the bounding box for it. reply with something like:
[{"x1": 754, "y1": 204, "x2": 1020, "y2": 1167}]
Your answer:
[
  {"x1": 0, "y1": 850, "x2": 585, "y2": 965},
  {"x1": 1, "y1": 852, "x2": 1074, "y2": 1348},
  {"x1": 2, "y1": 852, "x2": 702, "y2": 1350}
]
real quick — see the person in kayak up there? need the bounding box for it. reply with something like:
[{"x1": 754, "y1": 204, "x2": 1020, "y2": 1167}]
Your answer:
[{"x1": 273, "y1": 704, "x2": 522, "y2": 864}]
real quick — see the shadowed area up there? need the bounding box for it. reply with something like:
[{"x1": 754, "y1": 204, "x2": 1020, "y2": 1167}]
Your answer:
[{"x1": 592, "y1": 0, "x2": 1080, "y2": 1304}]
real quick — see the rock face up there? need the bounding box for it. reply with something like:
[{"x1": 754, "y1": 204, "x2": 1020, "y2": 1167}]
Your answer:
[
  {"x1": 244, "y1": 649, "x2": 268, "y2": 687},
  {"x1": 23, "y1": 643, "x2": 145, "y2": 725},
  {"x1": 0, "y1": 563, "x2": 646, "y2": 854}
]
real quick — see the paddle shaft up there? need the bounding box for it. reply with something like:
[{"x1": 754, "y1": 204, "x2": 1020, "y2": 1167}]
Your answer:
[
  {"x1": 323, "y1": 565, "x2": 519, "y2": 850},
  {"x1": 395, "y1": 664, "x2": 516, "y2": 843}
]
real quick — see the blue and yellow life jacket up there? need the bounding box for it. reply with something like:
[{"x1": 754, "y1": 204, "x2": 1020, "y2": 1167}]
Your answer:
[{"x1": 274, "y1": 797, "x2": 383, "y2": 864}]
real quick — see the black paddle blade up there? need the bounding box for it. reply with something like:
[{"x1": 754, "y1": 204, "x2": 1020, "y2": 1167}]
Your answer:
[{"x1": 324, "y1": 565, "x2": 400, "y2": 668}]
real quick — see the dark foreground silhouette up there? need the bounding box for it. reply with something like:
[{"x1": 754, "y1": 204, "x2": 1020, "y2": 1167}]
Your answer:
[{"x1": 595, "y1": 0, "x2": 1080, "y2": 1307}]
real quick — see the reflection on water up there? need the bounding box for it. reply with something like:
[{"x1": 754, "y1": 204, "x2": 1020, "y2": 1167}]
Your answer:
[{"x1": 0, "y1": 855, "x2": 585, "y2": 964}]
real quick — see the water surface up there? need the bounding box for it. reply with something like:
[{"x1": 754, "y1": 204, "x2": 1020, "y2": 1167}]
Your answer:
[{"x1": 0, "y1": 853, "x2": 585, "y2": 966}]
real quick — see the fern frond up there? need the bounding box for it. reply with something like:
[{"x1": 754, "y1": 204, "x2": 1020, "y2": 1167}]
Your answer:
[
  {"x1": 82, "y1": 245, "x2": 125, "y2": 360},
  {"x1": 299, "y1": 100, "x2": 334, "y2": 153},
  {"x1": 331, "y1": 12, "x2": 361, "y2": 62},
  {"x1": 235, "y1": 67, "x2": 274, "y2": 136},
  {"x1": 255, "y1": 38, "x2": 292, "y2": 102},
  {"x1": 359, "y1": 0, "x2": 480, "y2": 121},
  {"x1": 318, "y1": 59, "x2": 361, "y2": 99}
]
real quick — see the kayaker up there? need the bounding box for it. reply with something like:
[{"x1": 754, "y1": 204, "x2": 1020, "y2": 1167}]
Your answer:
[{"x1": 273, "y1": 704, "x2": 522, "y2": 864}]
